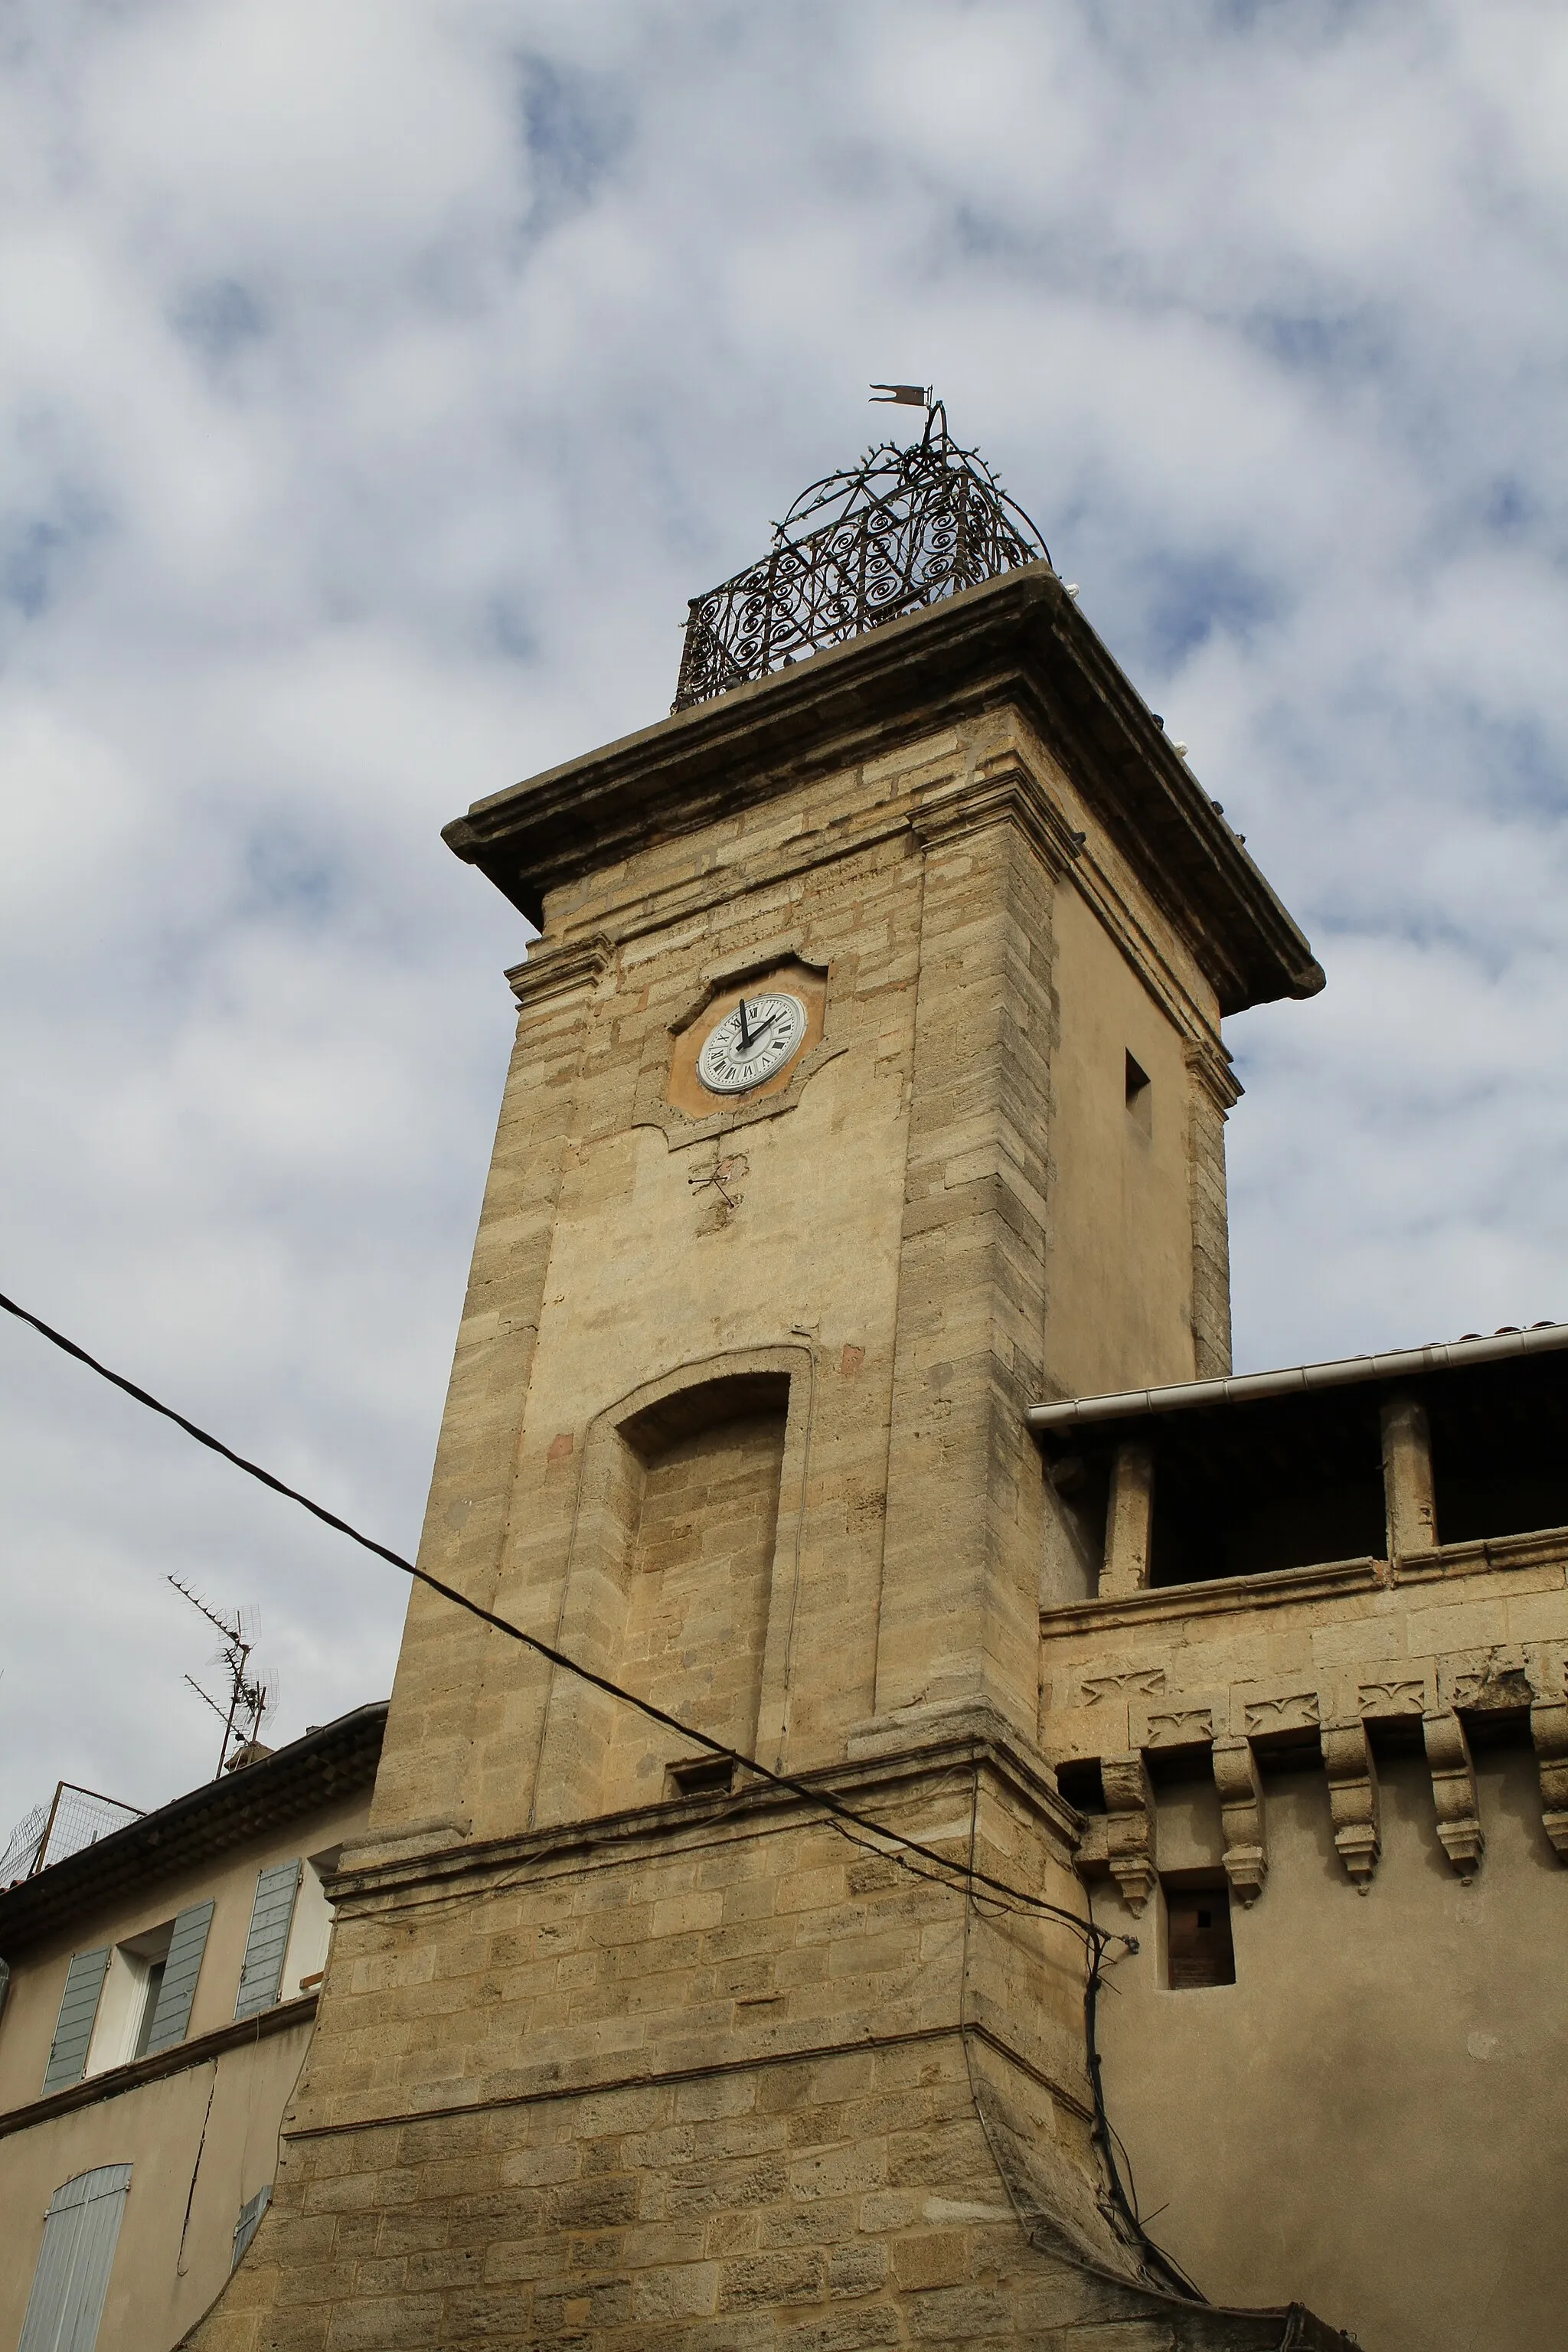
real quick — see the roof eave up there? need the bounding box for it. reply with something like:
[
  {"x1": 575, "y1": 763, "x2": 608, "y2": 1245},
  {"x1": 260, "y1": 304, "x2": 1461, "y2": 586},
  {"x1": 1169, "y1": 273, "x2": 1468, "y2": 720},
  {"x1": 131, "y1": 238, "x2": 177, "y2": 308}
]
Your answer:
[{"x1": 0, "y1": 1703, "x2": 388, "y2": 1958}]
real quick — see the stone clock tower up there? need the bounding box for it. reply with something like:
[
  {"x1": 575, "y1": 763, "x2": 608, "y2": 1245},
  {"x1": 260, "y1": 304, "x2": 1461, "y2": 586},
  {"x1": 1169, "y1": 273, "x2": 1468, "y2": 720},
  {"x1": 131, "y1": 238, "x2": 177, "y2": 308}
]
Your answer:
[{"x1": 194, "y1": 423, "x2": 1348, "y2": 2348}]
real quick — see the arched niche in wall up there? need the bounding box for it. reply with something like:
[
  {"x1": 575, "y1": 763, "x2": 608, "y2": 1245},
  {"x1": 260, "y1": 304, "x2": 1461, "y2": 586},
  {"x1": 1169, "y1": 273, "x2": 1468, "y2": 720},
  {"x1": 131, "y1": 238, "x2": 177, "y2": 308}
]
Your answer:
[{"x1": 532, "y1": 1347, "x2": 814, "y2": 1828}]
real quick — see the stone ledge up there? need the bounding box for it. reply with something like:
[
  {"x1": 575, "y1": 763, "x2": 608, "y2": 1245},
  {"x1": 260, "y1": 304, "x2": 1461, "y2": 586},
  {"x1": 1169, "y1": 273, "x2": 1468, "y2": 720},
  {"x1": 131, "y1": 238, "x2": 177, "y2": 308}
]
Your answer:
[
  {"x1": 0, "y1": 1994, "x2": 318, "y2": 2141},
  {"x1": 1041, "y1": 1557, "x2": 1382, "y2": 1636},
  {"x1": 329, "y1": 1730, "x2": 1083, "y2": 1909},
  {"x1": 286, "y1": 2018, "x2": 1096, "y2": 2145}
]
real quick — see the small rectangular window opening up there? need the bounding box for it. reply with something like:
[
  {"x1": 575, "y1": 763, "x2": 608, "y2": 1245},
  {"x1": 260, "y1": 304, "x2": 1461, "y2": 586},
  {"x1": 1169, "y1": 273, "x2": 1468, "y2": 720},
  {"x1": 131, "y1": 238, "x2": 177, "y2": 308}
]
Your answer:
[
  {"x1": 1125, "y1": 1051, "x2": 1152, "y2": 1135},
  {"x1": 665, "y1": 1756, "x2": 735, "y2": 1802},
  {"x1": 1164, "y1": 1877, "x2": 1235, "y2": 1990}
]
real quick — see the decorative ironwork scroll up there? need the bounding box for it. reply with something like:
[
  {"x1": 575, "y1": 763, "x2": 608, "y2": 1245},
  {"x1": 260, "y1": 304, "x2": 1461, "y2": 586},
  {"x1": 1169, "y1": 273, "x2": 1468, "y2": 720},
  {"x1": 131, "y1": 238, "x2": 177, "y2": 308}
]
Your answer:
[{"x1": 673, "y1": 403, "x2": 1050, "y2": 711}]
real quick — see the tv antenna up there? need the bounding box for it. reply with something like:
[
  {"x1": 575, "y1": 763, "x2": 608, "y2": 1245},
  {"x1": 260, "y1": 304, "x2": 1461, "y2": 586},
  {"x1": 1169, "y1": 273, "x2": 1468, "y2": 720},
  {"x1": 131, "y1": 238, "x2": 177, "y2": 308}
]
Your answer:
[{"x1": 168, "y1": 1576, "x2": 273, "y2": 1776}]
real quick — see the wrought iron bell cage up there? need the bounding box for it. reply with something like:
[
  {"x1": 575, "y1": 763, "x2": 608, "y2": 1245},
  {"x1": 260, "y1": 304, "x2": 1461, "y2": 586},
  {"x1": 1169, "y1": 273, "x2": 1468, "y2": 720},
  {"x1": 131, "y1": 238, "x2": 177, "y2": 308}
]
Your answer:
[{"x1": 672, "y1": 401, "x2": 1051, "y2": 712}]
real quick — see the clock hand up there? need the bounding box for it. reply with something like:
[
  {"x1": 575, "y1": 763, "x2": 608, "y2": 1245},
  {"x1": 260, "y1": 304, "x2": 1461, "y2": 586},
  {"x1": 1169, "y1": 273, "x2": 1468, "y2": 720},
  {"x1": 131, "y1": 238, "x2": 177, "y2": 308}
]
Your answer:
[
  {"x1": 735, "y1": 998, "x2": 753, "y2": 1050},
  {"x1": 743, "y1": 1009, "x2": 780, "y2": 1047}
]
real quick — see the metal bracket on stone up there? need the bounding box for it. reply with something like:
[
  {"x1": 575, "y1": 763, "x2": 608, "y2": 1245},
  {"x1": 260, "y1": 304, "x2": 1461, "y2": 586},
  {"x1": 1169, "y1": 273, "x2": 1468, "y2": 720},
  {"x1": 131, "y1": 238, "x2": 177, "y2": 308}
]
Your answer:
[
  {"x1": 1100, "y1": 1751, "x2": 1158, "y2": 1915},
  {"x1": 1423, "y1": 1709, "x2": 1484, "y2": 1881},
  {"x1": 1320, "y1": 1720, "x2": 1381, "y2": 1893},
  {"x1": 1212, "y1": 1736, "x2": 1268, "y2": 1906}
]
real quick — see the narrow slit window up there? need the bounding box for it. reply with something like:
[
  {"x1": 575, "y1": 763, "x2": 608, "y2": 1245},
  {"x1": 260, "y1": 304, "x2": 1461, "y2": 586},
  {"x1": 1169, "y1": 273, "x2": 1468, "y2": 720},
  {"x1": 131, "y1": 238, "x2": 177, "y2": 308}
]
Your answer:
[
  {"x1": 1125, "y1": 1051, "x2": 1152, "y2": 1135},
  {"x1": 1165, "y1": 1878, "x2": 1235, "y2": 1989}
]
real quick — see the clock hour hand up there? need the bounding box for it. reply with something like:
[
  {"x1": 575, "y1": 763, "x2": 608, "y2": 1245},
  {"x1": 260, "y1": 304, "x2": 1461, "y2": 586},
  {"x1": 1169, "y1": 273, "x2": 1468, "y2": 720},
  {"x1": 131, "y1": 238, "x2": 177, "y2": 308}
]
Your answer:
[{"x1": 742, "y1": 1008, "x2": 779, "y2": 1048}]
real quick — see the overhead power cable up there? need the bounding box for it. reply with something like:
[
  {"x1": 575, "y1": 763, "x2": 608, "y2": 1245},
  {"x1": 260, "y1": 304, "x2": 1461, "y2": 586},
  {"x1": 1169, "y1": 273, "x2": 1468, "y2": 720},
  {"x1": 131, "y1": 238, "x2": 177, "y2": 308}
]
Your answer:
[
  {"x1": 0, "y1": 1287, "x2": 1102, "y2": 1943},
  {"x1": 0, "y1": 1283, "x2": 1187, "y2": 2293}
]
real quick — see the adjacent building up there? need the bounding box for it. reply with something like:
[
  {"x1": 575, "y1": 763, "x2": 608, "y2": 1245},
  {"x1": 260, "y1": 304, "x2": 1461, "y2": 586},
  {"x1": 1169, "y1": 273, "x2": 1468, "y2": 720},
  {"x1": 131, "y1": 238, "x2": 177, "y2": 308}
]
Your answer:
[{"x1": 0, "y1": 1704, "x2": 385, "y2": 2352}]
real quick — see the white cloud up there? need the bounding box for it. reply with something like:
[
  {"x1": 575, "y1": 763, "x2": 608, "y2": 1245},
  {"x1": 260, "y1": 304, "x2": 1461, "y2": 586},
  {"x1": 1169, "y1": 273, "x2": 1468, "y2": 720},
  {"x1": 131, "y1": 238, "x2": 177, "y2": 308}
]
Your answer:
[{"x1": 1, "y1": 0, "x2": 1565, "y2": 1835}]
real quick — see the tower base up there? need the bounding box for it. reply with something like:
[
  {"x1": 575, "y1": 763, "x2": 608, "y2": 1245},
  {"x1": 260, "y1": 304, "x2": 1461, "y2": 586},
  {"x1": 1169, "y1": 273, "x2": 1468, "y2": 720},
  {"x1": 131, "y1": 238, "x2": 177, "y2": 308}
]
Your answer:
[{"x1": 185, "y1": 1734, "x2": 1357, "y2": 2350}]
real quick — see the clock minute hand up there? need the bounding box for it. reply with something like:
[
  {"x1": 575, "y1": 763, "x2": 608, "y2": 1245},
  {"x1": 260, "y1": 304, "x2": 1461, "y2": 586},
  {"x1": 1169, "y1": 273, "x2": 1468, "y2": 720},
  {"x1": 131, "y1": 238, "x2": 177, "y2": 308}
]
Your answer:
[{"x1": 736, "y1": 998, "x2": 753, "y2": 1050}]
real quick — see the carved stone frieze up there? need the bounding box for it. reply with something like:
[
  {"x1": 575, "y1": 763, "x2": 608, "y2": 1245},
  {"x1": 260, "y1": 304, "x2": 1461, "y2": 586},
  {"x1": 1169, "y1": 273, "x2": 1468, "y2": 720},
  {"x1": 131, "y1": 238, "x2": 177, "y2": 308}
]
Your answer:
[
  {"x1": 1211, "y1": 1736, "x2": 1268, "y2": 1906},
  {"x1": 1099, "y1": 1751, "x2": 1158, "y2": 1916},
  {"x1": 1132, "y1": 1700, "x2": 1216, "y2": 1751},
  {"x1": 1080, "y1": 1668, "x2": 1165, "y2": 1707},
  {"x1": 1357, "y1": 1677, "x2": 1429, "y2": 1721},
  {"x1": 1240, "y1": 1687, "x2": 1321, "y2": 1738},
  {"x1": 1320, "y1": 1720, "x2": 1381, "y2": 1892},
  {"x1": 1423, "y1": 1709, "x2": 1484, "y2": 1881}
]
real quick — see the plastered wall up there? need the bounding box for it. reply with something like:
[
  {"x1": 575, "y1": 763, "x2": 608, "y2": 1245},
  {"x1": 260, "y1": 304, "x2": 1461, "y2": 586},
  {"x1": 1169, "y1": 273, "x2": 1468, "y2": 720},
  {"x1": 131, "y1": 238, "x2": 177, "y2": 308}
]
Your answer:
[
  {"x1": 0, "y1": 2026, "x2": 312, "y2": 2352},
  {"x1": 0, "y1": 1791, "x2": 368, "y2": 2117},
  {"x1": 1093, "y1": 1744, "x2": 1568, "y2": 2352}
]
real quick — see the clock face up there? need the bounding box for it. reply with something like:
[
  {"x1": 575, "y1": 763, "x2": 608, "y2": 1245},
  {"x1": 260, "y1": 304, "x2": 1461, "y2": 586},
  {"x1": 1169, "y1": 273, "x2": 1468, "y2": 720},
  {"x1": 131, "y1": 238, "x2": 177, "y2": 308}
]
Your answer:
[{"x1": 696, "y1": 991, "x2": 808, "y2": 1096}]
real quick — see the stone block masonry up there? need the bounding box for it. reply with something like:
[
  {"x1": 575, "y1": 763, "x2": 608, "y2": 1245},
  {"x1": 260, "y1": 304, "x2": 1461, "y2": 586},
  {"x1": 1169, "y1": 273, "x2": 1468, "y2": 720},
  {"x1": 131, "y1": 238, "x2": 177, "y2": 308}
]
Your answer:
[
  {"x1": 187, "y1": 1741, "x2": 1346, "y2": 2350},
  {"x1": 185, "y1": 573, "x2": 1350, "y2": 2347}
]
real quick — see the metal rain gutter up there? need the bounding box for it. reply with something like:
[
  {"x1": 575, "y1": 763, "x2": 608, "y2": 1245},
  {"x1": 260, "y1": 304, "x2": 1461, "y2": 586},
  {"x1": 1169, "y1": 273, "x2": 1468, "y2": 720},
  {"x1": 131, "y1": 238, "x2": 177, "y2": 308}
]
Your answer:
[{"x1": 1025, "y1": 1321, "x2": 1568, "y2": 1436}]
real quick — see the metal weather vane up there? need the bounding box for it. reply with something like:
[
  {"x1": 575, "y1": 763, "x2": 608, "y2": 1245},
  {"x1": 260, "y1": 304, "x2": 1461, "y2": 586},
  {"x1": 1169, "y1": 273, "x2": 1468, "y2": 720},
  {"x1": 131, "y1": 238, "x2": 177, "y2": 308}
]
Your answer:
[{"x1": 672, "y1": 386, "x2": 1050, "y2": 711}]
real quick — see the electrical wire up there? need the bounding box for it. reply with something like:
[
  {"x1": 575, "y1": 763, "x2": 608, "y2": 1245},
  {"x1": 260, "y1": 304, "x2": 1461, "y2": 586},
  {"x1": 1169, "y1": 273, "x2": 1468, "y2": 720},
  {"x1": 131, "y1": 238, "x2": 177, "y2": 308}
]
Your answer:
[
  {"x1": 0, "y1": 1284, "x2": 1187, "y2": 2285},
  {"x1": 0, "y1": 1286, "x2": 1101, "y2": 1942}
]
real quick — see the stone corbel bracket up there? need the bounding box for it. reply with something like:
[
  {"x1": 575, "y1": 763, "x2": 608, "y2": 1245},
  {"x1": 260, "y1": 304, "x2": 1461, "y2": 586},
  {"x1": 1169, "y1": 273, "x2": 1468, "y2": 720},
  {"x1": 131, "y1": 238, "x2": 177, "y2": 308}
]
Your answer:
[
  {"x1": 506, "y1": 931, "x2": 614, "y2": 1012},
  {"x1": 1529, "y1": 1699, "x2": 1568, "y2": 1862},
  {"x1": 1319, "y1": 1720, "x2": 1380, "y2": 1892},
  {"x1": 1099, "y1": 1751, "x2": 1158, "y2": 1916},
  {"x1": 1183, "y1": 1034, "x2": 1243, "y2": 1116},
  {"x1": 1423, "y1": 1708, "x2": 1484, "y2": 1881},
  {"x1": 1211, "y1": 1736, "x2": 1268, "y2": 1906}
]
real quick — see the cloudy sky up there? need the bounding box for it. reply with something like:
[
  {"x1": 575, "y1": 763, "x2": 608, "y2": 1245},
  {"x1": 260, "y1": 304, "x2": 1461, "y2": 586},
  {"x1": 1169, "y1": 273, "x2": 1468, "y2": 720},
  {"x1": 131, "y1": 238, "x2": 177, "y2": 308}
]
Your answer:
[{"x1": 2, "y1": 0, "x2": 1565, "y2": 1837}]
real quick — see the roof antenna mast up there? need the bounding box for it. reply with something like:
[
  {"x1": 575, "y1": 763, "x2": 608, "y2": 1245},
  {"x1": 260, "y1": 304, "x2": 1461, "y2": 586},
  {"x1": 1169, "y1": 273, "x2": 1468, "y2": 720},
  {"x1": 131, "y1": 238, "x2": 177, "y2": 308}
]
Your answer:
[{"x1": 168, "y1": 1576, "x2": 271, "y2": 1777}]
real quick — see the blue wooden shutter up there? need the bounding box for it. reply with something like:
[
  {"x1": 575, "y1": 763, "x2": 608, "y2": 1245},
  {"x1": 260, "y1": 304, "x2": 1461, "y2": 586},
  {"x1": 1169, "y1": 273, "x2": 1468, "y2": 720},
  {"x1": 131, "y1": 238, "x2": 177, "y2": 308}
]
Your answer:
[
  {"x1": 142, "y1": 1901, "x2": 214, "y2": 2055},
  {"x1": 42, "y1": 1949, "x2": 111, "y2": 2093},
  {"x1": 232, "y1": 2183, "x2": 273, "y2": 2269},
  {"x1": 18, "y1": 2163, "x2": 132, "y2": 2352},
  {"x1": 234, "y1": 1860, "x2": 301, "y2": 2018}
]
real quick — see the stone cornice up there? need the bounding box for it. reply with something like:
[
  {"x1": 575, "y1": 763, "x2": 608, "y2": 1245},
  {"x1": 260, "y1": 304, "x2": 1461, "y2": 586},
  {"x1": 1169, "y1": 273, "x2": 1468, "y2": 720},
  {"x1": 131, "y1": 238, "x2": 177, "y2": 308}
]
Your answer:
[
  {"x1": 1184, "y1": 1034, "x2": 1243, "y2": 1114},
  {"x1": 505, "y1": 933, "x2": 613, "y2": 1010},
  {"x1": 911, "y1": 762, "x2": 1086, "y2": 877},
  {"x1": 444, "y1": 567, "x2": 1323, "y2": 1018},
  {"x1": 1040, "y1": 1557, "x2": 1383, "y2": 1637},
  {"x1": 330, "y1": 1731, "x2": 1082, "y2": 1910}
]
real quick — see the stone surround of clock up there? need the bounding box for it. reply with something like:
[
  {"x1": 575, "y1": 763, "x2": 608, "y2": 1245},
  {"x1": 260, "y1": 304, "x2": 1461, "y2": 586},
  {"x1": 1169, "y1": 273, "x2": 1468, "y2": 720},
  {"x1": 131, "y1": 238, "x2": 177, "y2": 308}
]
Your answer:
[{"x1": 628, "y1": 951, "x2": 845, "y2": 1143}]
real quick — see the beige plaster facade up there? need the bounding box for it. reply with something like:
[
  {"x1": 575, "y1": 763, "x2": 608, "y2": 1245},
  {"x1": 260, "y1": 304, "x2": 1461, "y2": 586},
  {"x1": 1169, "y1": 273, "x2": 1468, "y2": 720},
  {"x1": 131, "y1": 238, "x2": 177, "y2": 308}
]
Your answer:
[{"x1": 0, "y1": 1709, "x2": 384, "y2": 2352}]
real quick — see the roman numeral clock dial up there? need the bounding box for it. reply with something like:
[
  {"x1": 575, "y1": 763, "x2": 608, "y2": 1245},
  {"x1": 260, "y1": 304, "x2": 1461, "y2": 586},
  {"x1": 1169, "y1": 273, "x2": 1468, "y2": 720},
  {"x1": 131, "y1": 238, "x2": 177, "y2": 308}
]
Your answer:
[{"x1": 695, "y1": 991, "x2": 808, "y2": 1096}]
